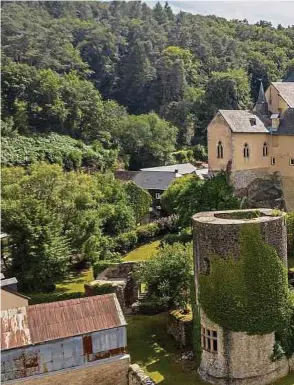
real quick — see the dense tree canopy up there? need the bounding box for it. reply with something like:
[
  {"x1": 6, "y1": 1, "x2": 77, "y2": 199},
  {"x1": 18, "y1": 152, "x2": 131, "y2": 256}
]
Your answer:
[
  {"x1": 1, "y1": 164, "x2": 150, "y2": 290},
  {"x1": 2, "y1": 1, "x2": 294, "y2": 151}
]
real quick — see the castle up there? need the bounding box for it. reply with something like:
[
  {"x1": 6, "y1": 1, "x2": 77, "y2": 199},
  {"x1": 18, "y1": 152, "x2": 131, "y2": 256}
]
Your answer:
[{"x1": 207, "y1": 82, "x2": 294, "y2": 210}]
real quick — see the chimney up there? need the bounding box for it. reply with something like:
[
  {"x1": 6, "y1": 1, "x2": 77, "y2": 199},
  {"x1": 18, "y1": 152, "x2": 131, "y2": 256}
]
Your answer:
[
  {"x1": 270, "y1": 114, "x2": 280, "y2": 131},
  {"x1": 249, "y1": 117, "x2": 256, "y2": 126},
  {"x1": 174, "y1": 169, "x2": 178, "y2": 174}
]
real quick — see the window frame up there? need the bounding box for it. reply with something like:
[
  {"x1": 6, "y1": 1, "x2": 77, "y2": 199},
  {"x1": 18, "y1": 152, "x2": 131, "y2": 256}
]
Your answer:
[
  {"x1": 271, "y1": 156, "x2": 276, "y2": 165},
  {"x1": 155, "y1": 192, "x2": 161, "y2": 200},
  {"x1": 217, "y1": 141, "x2": 224, "y2": 159},
  {"x1": 263, "y1": 142, "x2": 268, "y2": 157},
  {"x1": 243, "y1": 143, "x2": 250, "y2": 159},
  {"x1": 290, "y1": 158, "x2": 294, "y2": 166},
  {"x1": 201, "y1": 326, "x2": 218, "y2": 353}
]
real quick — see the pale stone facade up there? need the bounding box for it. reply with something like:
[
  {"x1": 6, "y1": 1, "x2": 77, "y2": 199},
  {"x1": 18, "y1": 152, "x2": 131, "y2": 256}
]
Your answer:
[{"x1": 207, "y1": 82, "x2": 294, "y2": 210}]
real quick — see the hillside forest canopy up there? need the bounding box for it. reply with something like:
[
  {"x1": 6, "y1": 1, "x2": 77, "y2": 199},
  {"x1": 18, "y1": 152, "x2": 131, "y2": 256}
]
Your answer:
[{"x1": 1, "y1": 1, "x2": 294, "y2": 170}]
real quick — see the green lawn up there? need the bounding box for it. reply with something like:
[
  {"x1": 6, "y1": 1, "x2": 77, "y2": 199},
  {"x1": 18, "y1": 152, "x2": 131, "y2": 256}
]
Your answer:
[
  {"x1": 127, "y1": 314, "x2": 294, "y2": 385},
  {"x1": 127, "y1": 313, "x2": 206, "y2": 385},
  {"x1": 28, "y1": 268, "x2": 93, "y2": 304},
  {"x1": 124, "y1": 240, "x2": 161, "y2": 261}
]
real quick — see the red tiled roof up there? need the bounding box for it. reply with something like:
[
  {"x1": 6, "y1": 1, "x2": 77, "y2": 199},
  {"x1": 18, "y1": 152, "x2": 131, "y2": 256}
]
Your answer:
[{"x1": 1, "y1": 294, "x2": 126, "y2": 350}]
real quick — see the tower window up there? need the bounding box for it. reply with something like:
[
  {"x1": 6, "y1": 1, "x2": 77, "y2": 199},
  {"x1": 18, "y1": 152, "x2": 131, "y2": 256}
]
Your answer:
[
  {"x1": 263, "y1": 142, "x2": 268, "y2": 157},
  {"x1": 201, "y1": 327, "x2": 218, "y2": 353},
  {"x1": 271, "y1": 157, "x2": 276, "y2": 165},
  {"x1": 243, "y1": 143, "x2": 250, "y2": 159},
  {"x1": 217, "y1": 141, "x2": 224, "y2": 159}
]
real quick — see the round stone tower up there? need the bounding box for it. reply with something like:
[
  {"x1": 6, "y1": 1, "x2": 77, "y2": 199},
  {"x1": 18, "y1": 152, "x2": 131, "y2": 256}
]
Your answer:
[{"x1": 192, "y1": 209, "x2": 288, "y2": 385}]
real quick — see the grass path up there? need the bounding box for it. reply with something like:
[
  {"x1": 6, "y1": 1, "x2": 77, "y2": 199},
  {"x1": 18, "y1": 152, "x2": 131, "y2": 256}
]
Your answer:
[{"x1": 124, "y1": 240, "x2": 161, "y2": 261}]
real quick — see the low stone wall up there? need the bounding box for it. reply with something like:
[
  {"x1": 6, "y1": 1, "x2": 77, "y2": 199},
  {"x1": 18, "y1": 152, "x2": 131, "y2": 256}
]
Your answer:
[
  {"x1": 289, "y1": 356, "x2": 294, "y2": 372},
  {"x1": 167, "y1": 310, "x2": 192, "y2": 348},
  {"x1": 128, "y1": 364, "x2": 155, "y2": 385}
]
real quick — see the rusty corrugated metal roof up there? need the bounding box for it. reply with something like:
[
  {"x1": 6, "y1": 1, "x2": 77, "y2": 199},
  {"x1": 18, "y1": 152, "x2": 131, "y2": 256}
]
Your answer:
[
  {"x1": 1, "y1": 293, "x2": 126, "y2": 350},
  {"x1": 1, "y1": 307, "x2": 32, "y2": 350}
]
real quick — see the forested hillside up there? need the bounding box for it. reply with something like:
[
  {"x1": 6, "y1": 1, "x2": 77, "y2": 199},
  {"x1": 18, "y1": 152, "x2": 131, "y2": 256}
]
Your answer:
[{"x1": 2, "y1": 1, "x2": 294, "y2": 170}]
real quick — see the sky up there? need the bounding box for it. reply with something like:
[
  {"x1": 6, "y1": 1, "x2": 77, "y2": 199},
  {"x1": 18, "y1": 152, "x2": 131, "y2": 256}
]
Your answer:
[{"x1": 146, "y1": 1, "x2": 294, "y2": 27}]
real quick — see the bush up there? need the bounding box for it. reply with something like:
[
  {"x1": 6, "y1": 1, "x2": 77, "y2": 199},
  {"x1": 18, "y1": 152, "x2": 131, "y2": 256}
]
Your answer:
[
  {"x1": 192, "y1": 144, "x2": 208, "y2": 162},
  {"x1": 162, "y1": 227, "x2": 192, "y2": 245},
  {"x1": 137, "y1": 299, "x2": 167, "y2": 315},
  {"x1": 287, "y1": 212, "x2": 294, "y2": 258},
  {"x1": 136, "y1": 223, "x2": 160, "y2": 244},
  {"x1": 114, "y1": 231, "x2": 138, "y2": 254}
]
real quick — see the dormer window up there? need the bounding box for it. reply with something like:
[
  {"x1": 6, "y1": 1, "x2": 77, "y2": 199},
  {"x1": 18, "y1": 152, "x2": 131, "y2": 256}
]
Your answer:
[
  {"x1": 249, "y1": 117, "x2": 256, "y2": 126},
  {"x1": 263, "y1": 142, "x2": 268, "y2": 157},
  {"x1": 243, "y1": 143, "x2": 250, "y2": 159},
  {"x1": 217, "y1": 141, "x2": 223, "y2": 159}
]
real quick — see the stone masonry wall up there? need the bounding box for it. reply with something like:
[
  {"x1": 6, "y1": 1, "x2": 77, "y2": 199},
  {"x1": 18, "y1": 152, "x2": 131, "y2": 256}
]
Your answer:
[
  {"x1": 167, "y1": 311, "x2": 192, "y2": 348},
  {"x1": 128, "y1": 364, "x2": 155, "y2": 385},
  {"x1": 193, "y1": 209, "x2": 288, "y2": 274},
  {"x1": 199, "y1": 311, "x2": 289, "y2": 385},
  {"x1": 13, "y1": 355, "x2": 130, "y2": 385}
]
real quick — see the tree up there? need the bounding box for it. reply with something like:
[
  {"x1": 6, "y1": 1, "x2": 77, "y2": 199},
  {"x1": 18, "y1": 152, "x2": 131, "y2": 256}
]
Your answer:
[
  {"x1": 162, "y1": 172, "x2": 240, "y2": 226},
  {"x1": 1, "y1": 164, "x2": 139, "y2": 290},
  {"x1": 115, "y1": 113, "x2": 178, "y2": 169},
  {"x1": 136, "y1": 242, "x2": 193, "y2": 310}
]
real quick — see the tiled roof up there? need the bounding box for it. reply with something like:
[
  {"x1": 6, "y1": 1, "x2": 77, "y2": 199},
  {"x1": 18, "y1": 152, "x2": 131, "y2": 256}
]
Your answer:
[
  {"x1": 272, "y1": 82, "x2": 294, "y2": 108},
  {"x1": 141, "y1": 163, "x2": 196, "y2": 175},
  {"x1": 1, "y1": 294, "x2": 126, "y2": 350},
  {"x1": 219, "y1": 110, "x2": 269, "y2": 133},
  {"x1": 131, "y1": 171, "x2": 182, "y2": 190}
]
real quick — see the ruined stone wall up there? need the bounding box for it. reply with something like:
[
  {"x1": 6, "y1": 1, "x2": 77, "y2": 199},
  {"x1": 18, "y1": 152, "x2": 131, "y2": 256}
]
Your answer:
[
  {"x1": 128, "y1": 364, "x2": 155, "y2": 385},
  {"x1": 167, "y1": 311, "x2": 192, "y2": 348},
  {"x1": 13, "y1": 355, "x2": 130, "y2": 385}
]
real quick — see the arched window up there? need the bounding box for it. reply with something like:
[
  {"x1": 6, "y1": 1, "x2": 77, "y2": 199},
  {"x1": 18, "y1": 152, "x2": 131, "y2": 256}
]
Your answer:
[
  {"x1": 217, "y1": 141, "x2": 223, "y2": 159},
  {"x1": 263, "y1": 142, "x2": 268, "y2": 157},
  {"x1": 243, "y1": 143, "x2": 250, "y2": 158}
]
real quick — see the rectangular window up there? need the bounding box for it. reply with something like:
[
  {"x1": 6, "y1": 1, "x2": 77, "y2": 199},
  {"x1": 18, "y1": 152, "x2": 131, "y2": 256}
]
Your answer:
[
  {"x1": 156, "y1": 192, "x2": 161, "y2": 199},
  {"x1": 290, "y1": 158, "x2": 294, "y2": 166},
  {"x1": 271, "y1": 157, "x2": 276, "y2": 165},
  {"x1": 201, "y1": 327, "x2": 218, "y2": 353}
]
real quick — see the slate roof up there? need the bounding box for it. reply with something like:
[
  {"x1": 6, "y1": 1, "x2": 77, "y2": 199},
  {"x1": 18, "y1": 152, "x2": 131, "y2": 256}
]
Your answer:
[
  {"x1": 219, "y1": 110, "x2": 269, "y2": 133},
  {"x1": 272, "y1": 82, "x2": 294, "y2": 108},
  {"x1": 1, "y1": 294, "x2": 126, "y2": 350},
  {"x1": 277, "y1": 108, "x2": 294, "y2": 135},
  {"x1": 141, "y1": 163, "x2": 196, "y2": 175},
  {"x1": 132, "y1": 171, "x2": 182, "y2": 191}
]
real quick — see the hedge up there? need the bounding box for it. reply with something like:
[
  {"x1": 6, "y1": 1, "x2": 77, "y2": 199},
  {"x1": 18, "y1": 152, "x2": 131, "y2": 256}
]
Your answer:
[{"x1": 113, "y1": 215, "x2": 179, "y2": 255}]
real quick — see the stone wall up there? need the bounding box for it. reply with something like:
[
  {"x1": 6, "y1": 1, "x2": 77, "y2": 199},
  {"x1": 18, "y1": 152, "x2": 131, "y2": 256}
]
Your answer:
[
  {"x1": 87, "y1": 262, "x2": 140, "y2": 311},
  {"x1": 199, "y1": 311, "x2": 289, "y2": 385},
  {"x1": 231, "y1": 169, "x2": 285, "y2": 209},
  {"x1": 128, "y1": 364, "x2": 155, "y2": 385},
  {"x1": 13, "y1": 355, "x2": 130, "y2": 385},
  {"x1": 282, "y1": 176, "x2": 294, "y2": 211},
  {"x1": 167, "y1": 311, "x2": 192, "y2": 348},
  {"x1": 192, "y1": 209, "x2": 288, "y2": 274}
]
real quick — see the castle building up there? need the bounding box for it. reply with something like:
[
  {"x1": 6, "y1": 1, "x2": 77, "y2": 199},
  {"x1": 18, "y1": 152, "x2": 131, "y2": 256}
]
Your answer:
[{"x1": 207, "y1": 82, "x2": 294, "y2": 210}]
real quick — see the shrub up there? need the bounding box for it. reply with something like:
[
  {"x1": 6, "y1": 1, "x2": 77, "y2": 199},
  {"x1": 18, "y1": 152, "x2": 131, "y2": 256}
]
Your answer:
[
  {"x1": 114, "y1": 231, "x2": 138, "y2": 254},
  {"x1": 192, "y1": 144, "x2": 208, "y2": 162},
  {"x1": 287, "y1": 212, "x2": 294, "y2": 258},
  {"x1": 136, "y1": 223, "x2": 160, "y2": 244},
  {"x1": 163, "y1": 227, "x2": 192, "y2": 245}
]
